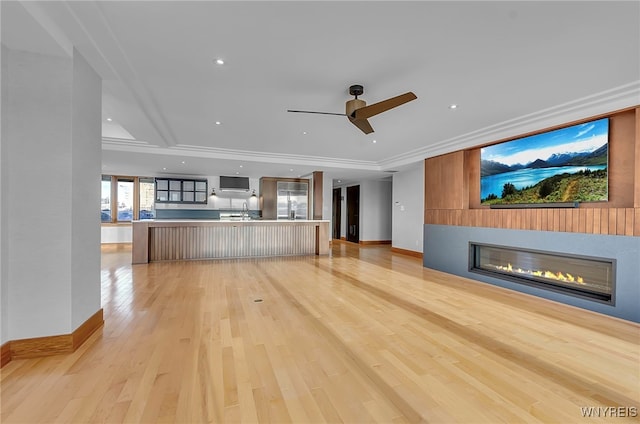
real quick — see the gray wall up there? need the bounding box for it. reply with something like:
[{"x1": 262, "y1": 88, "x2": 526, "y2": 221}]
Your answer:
[{"x1": 424, "y1": 224, "x2": 640, "y2": 323}]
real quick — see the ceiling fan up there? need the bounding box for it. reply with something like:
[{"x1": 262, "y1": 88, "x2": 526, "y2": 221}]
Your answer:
[{"x1": 287, "y1": 84, "x2": 417, "y2": 134}]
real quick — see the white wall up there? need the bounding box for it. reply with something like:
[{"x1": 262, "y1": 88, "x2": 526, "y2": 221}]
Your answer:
[
  {"x1": 6, "y1": 49, "x2": 73, "y2": 338},
  {"x1": 210, "y1": 176, "x2": 260, "y2": 210},
  {"x1": 71, "y1": 48, "x2": 102, "y2": 329},
  {"x1": 1, "y1": 44, "x2": 7, "y2": 344},
  {"x1": 3, "y1": 46, "x2": 101, "y2": 339},
  {"x1": 101, "y1": 226, "x2": 132, "y2": 244},
  {"x1": 392, "y1": 162, "x2": 424, "y2": 253}
]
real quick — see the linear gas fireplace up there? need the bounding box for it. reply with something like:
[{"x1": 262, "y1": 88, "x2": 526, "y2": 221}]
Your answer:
[{"x1": 469, "y1": 243, "x2": 615, "y2": 304}]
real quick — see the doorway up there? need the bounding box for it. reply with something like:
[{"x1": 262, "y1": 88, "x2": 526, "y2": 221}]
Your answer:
[
  {"x1": 332, "y1": 188, "x2": 341, "y2": 239},
  {"x1": 346, "y1": 185, "x2": 360, "y2": 243}
]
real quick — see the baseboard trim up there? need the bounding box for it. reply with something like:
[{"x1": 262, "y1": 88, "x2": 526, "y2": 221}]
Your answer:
[
  {"x1": 1, "y1": 342, "x2": 11, "y2": 367},
  {"x1": 359, "y1": 240, "x2": 392, "y2": 245},
  {"x1": 340, "y1": 236, "x2": 346, "y2": 241},
  {"x1": 391, "y1": 247, "x2": 424, "y2": 259},
  {"x1": 2, "y1": 308, "x2": 104, "y2": 366},
  {"x1": 72, "y1": 309, "x2": 104, "y2": 350},
  {"x1": 10, "y1": 334, "x2": 73, "y2": 359}
]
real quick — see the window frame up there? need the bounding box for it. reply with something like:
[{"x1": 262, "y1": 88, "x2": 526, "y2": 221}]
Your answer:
[{"x1": 101, "y1": 175, "x2": 155, "y2": 224}]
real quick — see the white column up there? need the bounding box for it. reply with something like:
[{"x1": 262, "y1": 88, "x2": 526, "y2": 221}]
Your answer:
[
  {"x1": 1, "y1": 45, "x2": 101, "y2": 340},
  {"x1": 1, "y1": 42, "x2": 8, "y2": 345},
  {"x1": 70, "y1": 49, "x2": 102, "y2": 329}
]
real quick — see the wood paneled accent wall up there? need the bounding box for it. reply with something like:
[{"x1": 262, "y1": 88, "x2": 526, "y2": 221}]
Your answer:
[
  {"x1": 424, "y1": 107, "x2": 640, "y2": 236},
  {"x1": 313, "y1": 171, "x2": 324, "y2": 220}
]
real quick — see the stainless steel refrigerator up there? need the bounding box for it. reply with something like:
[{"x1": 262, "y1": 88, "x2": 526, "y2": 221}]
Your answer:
[{"x1": 276, "y1": 181, "x2": 308, "y2": 220}]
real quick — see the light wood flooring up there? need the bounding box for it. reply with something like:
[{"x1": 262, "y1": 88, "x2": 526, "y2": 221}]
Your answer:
[{"x1": 1, "y1": 242, "x2": 639, "y2": 423}]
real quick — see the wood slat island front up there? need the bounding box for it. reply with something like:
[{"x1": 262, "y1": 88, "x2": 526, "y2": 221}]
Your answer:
[{"x1": 132, "y1": 220, "x2": 330, "y2": 263}]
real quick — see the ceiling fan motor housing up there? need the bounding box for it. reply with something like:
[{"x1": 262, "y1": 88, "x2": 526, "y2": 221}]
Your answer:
[
  {"x1": 346, "y1": 98, "x2": 366, "y2": 117},
  {"x1": 347, "y1": 84, "x2": 366, "y2": 116}
]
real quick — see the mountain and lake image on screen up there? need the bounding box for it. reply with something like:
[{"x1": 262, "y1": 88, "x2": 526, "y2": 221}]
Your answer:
[{"x1": 480, "y1": 118, "x2": 609, "y2": 205}]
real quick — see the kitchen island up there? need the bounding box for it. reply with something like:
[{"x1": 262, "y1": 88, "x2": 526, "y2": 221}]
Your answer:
[{"x1": 132, "y1": 219, "x2": 330, "y2": 264}]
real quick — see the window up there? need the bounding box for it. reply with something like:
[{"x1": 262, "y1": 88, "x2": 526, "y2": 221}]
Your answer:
[
  {"x1": 101, "y1": 175, "x2": 156, "y2": 223},
  {"x1": 117, "y1": 178, "x2": 134, "y2": 222},
  {"x1": 101, "y1": 176, "x2": 112, "y2": 223},
  {"x1": 155, "y1": 178, "x2": 208, "y2": 204},
  {"x1": 139, "y1": 178, "x2": 155, "y2": 219}
]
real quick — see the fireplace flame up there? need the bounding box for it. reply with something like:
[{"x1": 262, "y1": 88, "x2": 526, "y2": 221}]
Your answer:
[{"x1": 496, "y1": 263, "x2": 585, "y2": 285}]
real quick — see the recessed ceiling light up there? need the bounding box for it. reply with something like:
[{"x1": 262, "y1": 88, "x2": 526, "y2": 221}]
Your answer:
[
  {"x1": 215, "y1": 59, "x2": 224, "y2": 65},
  {"x1": 106, "y1": 118, "x2": 113, "y2": 122},
  {"x1": 181, "y1": 161, "x2": 185, "y2": 164},
  {"x1": 236, "y1": 171, "x2": 239, "y2": 175},
  {"x1": 449, "y1": 104, "x2": 458, "y2": 109},
  {"x1": 162, "y1": 167, "x2": 167, "y2": 171},
  {"x1": 303, "y1": 131, "x2": 307, "y2": 135},
  {"x1": 338, "y1": 180, "x2": 342, "y2": 183},
  {"x1": 215, "y1": 121, "x2": 221, "y2": 125},
  {"x1": 239, "y1": 165, "x2": 243, "y2": 168},
  {"x1": 372, "y1": 139, "x2": 377, "y2": 144},
  {"x1": 289, "y1": 168, "x2": 293, "y2": 172}
]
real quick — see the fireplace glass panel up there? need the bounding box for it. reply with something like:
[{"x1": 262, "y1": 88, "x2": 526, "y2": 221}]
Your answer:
[{"x1": 470, "y1": 243, "x2": 614, "y2": 303}]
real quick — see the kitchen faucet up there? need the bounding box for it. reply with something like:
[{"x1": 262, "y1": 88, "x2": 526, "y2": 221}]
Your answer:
[{"x1": 242, "y1": 202, "x2": 248, "y2": 220}]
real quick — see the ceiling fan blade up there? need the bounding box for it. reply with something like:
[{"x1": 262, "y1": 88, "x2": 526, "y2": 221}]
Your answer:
[
  {"x1": 287, "y1": 109, "x2": 347, "y2": 116},
  {"x1": 353, "y1": 92, "x2": 417, "y2": 120},
  {"x1": 349, "y1": 117, "x2": 374, "y2": 134}
]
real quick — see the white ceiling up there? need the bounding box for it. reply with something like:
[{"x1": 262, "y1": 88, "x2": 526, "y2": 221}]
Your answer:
[{"x1": 3, "y1": 1, "x2": 640, "y2": 184}]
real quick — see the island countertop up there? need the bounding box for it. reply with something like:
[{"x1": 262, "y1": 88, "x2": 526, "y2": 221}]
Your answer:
[
  {"x1": 134, "y1": 219, "x2": 329, "y2": 224},
  {"x1": 132, "y1": 219, "x2": 330, "y2": 263}
]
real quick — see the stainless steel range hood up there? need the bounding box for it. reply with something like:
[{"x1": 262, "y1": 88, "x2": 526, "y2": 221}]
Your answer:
[{"x1": 219, "y1": 176, "x2": 250, "y2": 192}]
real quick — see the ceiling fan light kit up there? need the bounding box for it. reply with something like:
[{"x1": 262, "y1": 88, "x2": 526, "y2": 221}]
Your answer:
[{"x1": 288, "y1": 84, "x2": 417, "y2": 134}]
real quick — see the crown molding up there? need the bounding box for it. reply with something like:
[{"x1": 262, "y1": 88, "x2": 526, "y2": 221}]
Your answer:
[
  {"x1": 379, "y1": 81, "x2": 640, "y2": 171},
  {"x1": 102, "y1": 137, "x2": 151, "y2": 147},
  {"x1": 102, "y1": 139, "x2": 382, "y2": 171}
]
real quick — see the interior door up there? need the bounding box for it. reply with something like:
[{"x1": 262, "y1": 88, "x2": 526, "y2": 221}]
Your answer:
[
  {"x1": 346, "y1": 185, "x2": 360, "y2": 243},
  {"x1": 332, "y1": 188, "x2": 341, "y2": 239}
]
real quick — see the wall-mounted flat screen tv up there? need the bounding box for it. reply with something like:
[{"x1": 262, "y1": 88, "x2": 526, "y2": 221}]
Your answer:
[{"x1": 480, "y1": 118, "x2": 609, "y2": 206}]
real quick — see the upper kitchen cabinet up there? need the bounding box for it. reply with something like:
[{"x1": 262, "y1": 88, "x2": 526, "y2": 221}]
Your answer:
[{"x1": 156, "y1": 178, "x2": 208, "y2": 204}]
